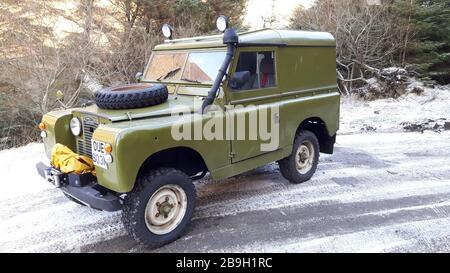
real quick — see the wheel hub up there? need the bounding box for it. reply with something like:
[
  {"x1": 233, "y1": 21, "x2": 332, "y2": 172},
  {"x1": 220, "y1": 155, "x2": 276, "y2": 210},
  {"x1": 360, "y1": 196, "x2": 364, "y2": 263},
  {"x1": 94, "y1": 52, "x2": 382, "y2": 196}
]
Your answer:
[
  {"x1": 144, "y1": 184, "x2": 188, "y2": 235},
  {"x1": 295, "y1": 140, "x2": 315, "y2": 175},
  {"x1": 299, "y1": 148, "x2": 309, "y2": 162},
  {"x1": 157, "y1": 198, "x2": 174, "y2": 219}
]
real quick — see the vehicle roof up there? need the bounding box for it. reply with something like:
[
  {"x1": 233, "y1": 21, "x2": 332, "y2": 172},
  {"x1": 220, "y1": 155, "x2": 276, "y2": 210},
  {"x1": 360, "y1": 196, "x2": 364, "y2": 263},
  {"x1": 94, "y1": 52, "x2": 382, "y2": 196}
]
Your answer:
[{"x1": 154, "y1": 29, "x2": 335, "y2": 50}]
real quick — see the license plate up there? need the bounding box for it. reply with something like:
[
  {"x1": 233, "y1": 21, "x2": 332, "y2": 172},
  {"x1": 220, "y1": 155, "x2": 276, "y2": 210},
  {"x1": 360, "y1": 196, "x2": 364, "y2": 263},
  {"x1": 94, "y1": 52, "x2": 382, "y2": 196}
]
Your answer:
[{"x1": 92, "y1": 140, "x2": 108, "y2": 169}]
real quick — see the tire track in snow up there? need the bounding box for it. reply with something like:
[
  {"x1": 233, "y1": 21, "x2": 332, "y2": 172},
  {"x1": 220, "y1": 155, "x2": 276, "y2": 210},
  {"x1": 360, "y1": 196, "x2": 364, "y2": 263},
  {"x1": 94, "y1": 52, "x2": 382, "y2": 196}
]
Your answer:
[
  {"x1": 225, "y1": 217, "x2": 450, "y2": 253},
  {"x1": 149, "y1": 192, "x2": 450, "y2": 252}
]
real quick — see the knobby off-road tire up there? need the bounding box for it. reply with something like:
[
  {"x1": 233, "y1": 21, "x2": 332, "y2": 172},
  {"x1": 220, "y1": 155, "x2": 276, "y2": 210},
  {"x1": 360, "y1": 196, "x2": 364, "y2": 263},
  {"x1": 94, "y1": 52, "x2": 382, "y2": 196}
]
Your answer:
[
  {"x1": 94, "y1": 83, "x2": 168, "y2": 110},
  {"x1": 278, "y1": 130, "x2": 320, "y2": 184},
  {"x1": 122, "y1": 168, "x2": 196, "y2": 248}
]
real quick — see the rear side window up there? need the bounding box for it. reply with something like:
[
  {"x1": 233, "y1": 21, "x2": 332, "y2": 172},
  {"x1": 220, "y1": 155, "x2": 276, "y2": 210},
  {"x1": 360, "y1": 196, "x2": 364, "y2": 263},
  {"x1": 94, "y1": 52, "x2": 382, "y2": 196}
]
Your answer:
[{"x1": 230, "y1": 51, "x2": 276, "y2": 91}]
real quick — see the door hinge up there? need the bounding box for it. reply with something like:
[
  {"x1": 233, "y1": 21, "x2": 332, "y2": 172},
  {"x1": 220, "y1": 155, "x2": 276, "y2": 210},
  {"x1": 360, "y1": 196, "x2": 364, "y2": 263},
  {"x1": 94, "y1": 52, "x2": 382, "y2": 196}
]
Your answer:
[{"x1": 229, "y1": 152, "x2": 236, "y2": 159}]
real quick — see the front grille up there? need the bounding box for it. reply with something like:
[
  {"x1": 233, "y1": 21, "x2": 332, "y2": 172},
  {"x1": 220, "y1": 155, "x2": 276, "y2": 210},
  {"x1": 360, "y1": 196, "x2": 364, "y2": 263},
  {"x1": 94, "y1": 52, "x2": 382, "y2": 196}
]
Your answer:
[{"x1": 76, "y1": 115, "x2": 99, "y2": 157}]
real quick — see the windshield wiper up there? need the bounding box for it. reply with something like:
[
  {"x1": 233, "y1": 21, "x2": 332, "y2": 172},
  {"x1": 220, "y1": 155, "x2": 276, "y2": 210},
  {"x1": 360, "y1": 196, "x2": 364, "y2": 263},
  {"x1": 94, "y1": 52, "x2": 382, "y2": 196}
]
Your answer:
[
  {"x1": 157, "y1": 67, "x2": 181, "y2": 81},
  {"x1": 181, "y1": 78, "x2": 202, "y2": 84}
]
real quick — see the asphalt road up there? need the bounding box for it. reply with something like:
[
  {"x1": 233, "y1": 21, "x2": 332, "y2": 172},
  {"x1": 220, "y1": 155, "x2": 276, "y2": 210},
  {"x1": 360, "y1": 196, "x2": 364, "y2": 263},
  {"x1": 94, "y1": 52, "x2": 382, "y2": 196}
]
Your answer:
[{"x1": 1, "y1": 131, "x2": 450, "y2": 252}]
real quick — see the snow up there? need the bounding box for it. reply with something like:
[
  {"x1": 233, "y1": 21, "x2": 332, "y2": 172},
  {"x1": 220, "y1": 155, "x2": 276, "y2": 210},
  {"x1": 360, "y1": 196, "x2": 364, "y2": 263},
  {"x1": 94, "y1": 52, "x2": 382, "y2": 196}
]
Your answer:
[
  {"x1": 229, "y1": 217, "x2": 450, "y2": 253},
  {"x1": 382, "y1": 67, "x2": 407, "y2": 75},
  {"x1": 340, "y1": 85, "x2": 450, "y2": 134},
  {"x1": 0, "y1": 143, "x2": 124, "y2": 253},
  {"x1": 0, "y1": 143, "x2": 52, "y2": 199}
]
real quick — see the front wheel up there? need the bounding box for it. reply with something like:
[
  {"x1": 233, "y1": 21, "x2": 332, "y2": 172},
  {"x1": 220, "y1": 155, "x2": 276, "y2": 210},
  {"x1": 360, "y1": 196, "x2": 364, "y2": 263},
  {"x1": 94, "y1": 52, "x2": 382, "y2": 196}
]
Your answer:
[
  {"x1": 278, "y1": 130, "x2": 320, "y2": 184},
  {"x1": 122, "y1": 168, "x2": 196, "y2": 248}
]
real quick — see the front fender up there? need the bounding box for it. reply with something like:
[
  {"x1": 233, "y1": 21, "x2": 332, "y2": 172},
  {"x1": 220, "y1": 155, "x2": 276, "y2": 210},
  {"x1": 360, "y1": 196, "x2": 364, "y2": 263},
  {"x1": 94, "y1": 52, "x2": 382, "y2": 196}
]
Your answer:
[
  {"x1": 41, "y1": 110, "x2": 76, "y2": 158},
  {"x1": 94, "y1": 114, "x2": 229, "y2": 193}
]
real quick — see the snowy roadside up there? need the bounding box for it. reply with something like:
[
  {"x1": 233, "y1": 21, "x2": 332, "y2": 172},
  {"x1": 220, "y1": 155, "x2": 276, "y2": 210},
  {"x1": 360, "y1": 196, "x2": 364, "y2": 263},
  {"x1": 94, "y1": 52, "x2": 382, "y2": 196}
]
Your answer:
[
  {"x1": 0, "y1": 143, "x2": 124, "y2": 253},
  {"x1": 340, "y1": 85, "x2": 450, "y2": 134},
  {"x1": 0, "y1": 143, "x2": 52, "y2": 200}
]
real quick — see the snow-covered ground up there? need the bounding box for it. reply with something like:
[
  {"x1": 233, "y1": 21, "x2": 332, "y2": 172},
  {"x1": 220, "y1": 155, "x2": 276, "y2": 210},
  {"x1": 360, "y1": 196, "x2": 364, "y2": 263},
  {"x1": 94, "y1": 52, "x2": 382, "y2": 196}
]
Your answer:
[
  {"x1": 0, "y1": 143, "x2": 124, "y2": 252},
  {"x1": 340, "y1": 85, "x2": 450, "y2": 134},
  {"x1": 0, "y1": 86, "x2": 449, "y2": 253}
]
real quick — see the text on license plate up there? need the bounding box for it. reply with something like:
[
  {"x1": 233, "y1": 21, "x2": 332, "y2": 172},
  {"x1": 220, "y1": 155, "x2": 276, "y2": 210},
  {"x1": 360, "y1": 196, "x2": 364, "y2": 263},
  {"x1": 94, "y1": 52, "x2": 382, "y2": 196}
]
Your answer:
[{"x1": 92, "y1": 140, "x2": 108, "y2": 169}]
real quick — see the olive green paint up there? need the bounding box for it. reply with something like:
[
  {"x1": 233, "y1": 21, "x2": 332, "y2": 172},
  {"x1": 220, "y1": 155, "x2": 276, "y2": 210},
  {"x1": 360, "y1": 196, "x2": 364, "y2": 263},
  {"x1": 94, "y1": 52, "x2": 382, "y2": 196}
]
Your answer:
[
  {"x1": 40, "y1": 29, "x2": 340, "y2": 194},
  {"x1": 42, "y1": 110, "x2": 76, "y2": 157}
]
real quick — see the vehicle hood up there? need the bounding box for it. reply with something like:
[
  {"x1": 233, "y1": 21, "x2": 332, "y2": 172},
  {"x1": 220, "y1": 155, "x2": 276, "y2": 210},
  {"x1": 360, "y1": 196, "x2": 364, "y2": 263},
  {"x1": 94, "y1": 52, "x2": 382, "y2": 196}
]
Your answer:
[{"x1": 72, "y1": 95, "x2": 204, "y2": 122}]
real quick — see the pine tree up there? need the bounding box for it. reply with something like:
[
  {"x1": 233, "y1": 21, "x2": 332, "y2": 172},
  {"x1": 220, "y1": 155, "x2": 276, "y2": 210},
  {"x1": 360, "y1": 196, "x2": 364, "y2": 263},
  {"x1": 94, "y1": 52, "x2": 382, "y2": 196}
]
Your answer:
[{"x1": 399, "y1": 0, "x2": 450, "y2": 83}]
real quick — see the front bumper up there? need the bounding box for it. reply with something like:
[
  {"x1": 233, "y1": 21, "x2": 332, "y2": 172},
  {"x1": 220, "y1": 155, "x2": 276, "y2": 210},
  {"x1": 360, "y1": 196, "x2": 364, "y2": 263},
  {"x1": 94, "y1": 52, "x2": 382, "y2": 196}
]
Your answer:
[{"x1": 36, "y1": 162, "x2": 122, "y2": 212}]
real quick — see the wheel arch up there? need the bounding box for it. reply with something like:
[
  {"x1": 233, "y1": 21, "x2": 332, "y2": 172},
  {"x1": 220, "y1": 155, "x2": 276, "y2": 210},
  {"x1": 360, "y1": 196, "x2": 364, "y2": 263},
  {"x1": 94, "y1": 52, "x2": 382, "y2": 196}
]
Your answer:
[
  {"x1": 136, "y1": 146, "x2": 209, "y2": 183},
  {"x1": 296, "y1": 117, "x2": 336, "y2": 154}
]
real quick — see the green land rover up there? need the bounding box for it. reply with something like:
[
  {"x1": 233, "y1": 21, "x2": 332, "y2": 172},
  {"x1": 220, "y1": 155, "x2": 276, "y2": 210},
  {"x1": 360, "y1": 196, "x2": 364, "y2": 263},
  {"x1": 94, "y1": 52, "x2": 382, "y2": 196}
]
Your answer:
[{"x1": 36, "y1": 16, "x2": 340, "y2": 247}]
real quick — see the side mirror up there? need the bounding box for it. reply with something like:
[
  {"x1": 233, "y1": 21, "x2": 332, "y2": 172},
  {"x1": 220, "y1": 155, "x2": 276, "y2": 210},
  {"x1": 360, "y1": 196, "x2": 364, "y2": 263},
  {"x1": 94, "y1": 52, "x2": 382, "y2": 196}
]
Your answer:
[
  {"x1": 135, "y1": 72, "x2": 143, "y2": 82},
  {"x1": 229, "y1": 71, "x2": 251, "y2": 90}
]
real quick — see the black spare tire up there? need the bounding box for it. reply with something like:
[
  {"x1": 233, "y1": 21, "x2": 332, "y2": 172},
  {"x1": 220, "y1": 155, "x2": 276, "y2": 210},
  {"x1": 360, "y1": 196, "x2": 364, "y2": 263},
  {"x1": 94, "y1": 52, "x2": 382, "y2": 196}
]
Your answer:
[{"x1": 94, "y1": 83, "x2": 168, "y2": 110}]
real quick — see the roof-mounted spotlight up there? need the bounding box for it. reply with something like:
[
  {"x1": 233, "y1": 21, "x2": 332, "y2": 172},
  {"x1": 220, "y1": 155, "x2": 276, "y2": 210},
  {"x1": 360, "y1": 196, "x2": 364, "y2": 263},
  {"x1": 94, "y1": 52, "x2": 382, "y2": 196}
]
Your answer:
[
  {"x1": 162, "y1": 24, "x2": 173, "y2": 39},
  {"x1": 216, "y1": 15, "x2": 229, "y2": 32}
]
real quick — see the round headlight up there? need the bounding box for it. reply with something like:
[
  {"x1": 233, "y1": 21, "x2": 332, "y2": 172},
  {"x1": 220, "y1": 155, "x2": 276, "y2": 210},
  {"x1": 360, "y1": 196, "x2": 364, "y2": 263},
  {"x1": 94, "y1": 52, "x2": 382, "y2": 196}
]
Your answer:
[
  {"x1": 162, "y1": 24, "x2": 173, "y2": 39},
  {"x1": 216, "y1": 15, "x2": 228, "y2": 32},
  {"x1": 70, "y1": 117, "x2": 82, "y2": 136}
]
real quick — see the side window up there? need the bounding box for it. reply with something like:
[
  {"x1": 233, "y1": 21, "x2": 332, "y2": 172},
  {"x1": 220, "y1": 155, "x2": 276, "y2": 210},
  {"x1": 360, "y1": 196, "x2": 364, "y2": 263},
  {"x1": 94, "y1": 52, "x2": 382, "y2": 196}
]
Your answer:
[{"x1": 230, "y1": 51, "x2": 276, "y2": 91}]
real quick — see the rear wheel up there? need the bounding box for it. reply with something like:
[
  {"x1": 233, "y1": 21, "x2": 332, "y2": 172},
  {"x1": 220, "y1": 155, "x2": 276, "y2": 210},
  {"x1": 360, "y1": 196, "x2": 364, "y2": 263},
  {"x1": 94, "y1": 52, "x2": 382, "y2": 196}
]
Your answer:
[
  {"x1": 122, "y1": 168, "x2": 195, "y2": 248},
  {"x1": 278, "y1": 130, "x2": 320, "y2": 184}
]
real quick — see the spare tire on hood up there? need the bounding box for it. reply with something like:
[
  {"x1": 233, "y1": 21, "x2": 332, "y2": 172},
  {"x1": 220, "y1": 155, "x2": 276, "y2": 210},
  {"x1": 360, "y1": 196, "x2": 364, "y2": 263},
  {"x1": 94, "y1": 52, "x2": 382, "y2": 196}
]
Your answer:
[{"x1": 94, "y1": 83, "x2": 168, "y2": 110}]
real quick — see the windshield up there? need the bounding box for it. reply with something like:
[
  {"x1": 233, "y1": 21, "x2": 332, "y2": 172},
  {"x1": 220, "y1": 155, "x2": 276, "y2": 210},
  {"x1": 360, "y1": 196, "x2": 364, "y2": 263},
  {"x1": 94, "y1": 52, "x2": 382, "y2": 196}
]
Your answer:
[
  {"x1": 145, "y1": 53, "x2": 187, "y2": 81},
  {"x1": 145, "y1": 51, "x2": 226, "y2": 84}
]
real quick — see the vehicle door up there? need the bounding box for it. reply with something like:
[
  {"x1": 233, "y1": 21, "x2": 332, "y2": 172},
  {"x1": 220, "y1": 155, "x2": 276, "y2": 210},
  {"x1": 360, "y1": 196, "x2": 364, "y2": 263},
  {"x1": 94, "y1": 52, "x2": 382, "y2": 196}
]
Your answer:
[{"x1": 226, "y1": 47, "x2": 281, "y2": 163}]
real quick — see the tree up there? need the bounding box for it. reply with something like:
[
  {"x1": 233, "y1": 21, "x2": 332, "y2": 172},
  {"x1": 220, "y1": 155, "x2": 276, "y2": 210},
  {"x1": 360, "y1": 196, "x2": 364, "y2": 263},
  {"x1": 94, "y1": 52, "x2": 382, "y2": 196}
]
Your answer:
[
  {"x1": 113, "y1": 0, "x2": 247, "y2": 35},
  {"x1": 394, "y1": 0, "x2": 450, "y2": 83},
  {"x1": 0, "y1": 0, "x2": 100, "y2": 148}
]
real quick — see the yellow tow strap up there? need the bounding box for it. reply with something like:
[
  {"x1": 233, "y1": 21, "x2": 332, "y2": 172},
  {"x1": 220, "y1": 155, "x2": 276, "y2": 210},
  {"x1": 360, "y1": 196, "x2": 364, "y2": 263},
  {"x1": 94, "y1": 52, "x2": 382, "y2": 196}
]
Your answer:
[{"x1": 51, "y1": 144, "x2": 96, "y2": 176}]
